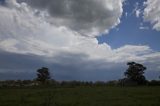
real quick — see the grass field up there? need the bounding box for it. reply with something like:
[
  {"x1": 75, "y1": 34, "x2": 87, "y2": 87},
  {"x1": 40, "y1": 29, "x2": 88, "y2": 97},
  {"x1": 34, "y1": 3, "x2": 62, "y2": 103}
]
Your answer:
[{"x1": 0, "y1": 86, "x2": 160, "y2": 106}]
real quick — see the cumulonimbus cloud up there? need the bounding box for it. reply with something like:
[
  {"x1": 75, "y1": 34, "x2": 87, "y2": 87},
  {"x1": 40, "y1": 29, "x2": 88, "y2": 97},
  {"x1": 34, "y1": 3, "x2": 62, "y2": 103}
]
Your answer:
[
  {"x1": 17, "y1": 0, "x2": 123, "y2": 37},
  {"x1": 0, "y1": 0, "x2": 124, "y2": 60},
  {"x1": 0, "y1": 0, "x2": 160, "y2": 80}
]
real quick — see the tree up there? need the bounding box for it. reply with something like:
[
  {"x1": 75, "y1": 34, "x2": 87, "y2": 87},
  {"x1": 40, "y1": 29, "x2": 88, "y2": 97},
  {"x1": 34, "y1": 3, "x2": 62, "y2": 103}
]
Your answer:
[
  {"x1": 36, "y1": 67, "x2": 51, "y2": 84},
  {"x1": 124, "y1": 62, "x2": 147, "y2": 85}
]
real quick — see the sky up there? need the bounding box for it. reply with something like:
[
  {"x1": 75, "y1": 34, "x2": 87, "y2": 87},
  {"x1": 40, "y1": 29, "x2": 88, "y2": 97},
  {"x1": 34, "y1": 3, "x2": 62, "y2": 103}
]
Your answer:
[{"x1": 0, "y1": 0, "x2": 160, "y2": 81}]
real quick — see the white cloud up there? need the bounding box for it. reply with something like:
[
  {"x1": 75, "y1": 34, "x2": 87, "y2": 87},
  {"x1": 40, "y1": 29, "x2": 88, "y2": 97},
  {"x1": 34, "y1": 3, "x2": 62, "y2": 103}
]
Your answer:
[
  {"x1": 139, "y1": 23, "x2": 149, "y2": 30},
  {"x1": 143, "y1": 0, "x2": 160, "y2": 31},
  {"x1": 139, "y1": 26, "x2": 149, "y2": 30},
  {"x1": 135, "y1": 9, "x2": 141, "y2": 18},
  {"x1": 132, "y1": 2, "x2": 142, "y2": 18}
]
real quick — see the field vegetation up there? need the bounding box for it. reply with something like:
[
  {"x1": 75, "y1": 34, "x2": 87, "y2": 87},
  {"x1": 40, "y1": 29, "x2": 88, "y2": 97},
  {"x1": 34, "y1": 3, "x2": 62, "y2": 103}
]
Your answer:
[{"x1": 0, "y1": 86, "x2": 160, "y2": 106}]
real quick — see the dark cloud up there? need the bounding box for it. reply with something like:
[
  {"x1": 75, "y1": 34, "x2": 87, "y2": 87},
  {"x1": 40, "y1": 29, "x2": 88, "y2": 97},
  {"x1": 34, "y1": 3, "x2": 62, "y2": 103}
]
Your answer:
[
  {"x1": 0, "y1": 71, "x2": 35, "y2": 80},
  {"x1": 0, "y1": 50, "x2": 159, "y2": 81},
  {"x1": 17, "y1": 0, "x2": 123, "y2": 37},
  {"x1": 0, "y1": 50, "x2": 49, "y2": 70},
  {"x1": 0, "y1": 50, "x2": 125, "y2": 81}
]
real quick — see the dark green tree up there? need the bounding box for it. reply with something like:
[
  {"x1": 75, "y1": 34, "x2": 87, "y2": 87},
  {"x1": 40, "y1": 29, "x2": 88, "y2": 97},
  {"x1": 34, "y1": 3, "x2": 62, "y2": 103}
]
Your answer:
[
  {"x1": 36, "y1": 67, "x2": 51, "y2": 84},
  {"x1": 125, "y1": 62, "x2": 147, "y2": 85}
]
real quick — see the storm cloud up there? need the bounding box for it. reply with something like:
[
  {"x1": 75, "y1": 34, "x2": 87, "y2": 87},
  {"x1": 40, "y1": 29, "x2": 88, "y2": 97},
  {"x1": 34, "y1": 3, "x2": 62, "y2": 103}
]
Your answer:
[
  {"x1": 0, "y1": 0, "x2": 160, "y2": 81},
  {"x1": 17, "y1": 0, "x2": 123, "y2": 37},
  {"x1": 0, "y1": 50, "x2": 125, "y2": 81}
]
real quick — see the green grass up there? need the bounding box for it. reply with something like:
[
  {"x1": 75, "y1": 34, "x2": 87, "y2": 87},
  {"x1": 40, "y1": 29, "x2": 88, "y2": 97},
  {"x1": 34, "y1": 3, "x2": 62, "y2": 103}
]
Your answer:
[{"x1": 0, "y1": 86, "x2": 160, "y2": 106}]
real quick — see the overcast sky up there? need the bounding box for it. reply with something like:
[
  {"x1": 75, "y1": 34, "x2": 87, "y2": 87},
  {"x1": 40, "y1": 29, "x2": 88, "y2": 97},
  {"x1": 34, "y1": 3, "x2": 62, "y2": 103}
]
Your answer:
[{"x1": 0, "y1": 0, "x2": 160, "y2": 81}]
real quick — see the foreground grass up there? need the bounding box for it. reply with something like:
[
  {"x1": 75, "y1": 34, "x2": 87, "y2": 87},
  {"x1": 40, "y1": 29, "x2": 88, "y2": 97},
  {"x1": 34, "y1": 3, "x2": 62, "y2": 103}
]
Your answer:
[{"x1": 0, "y1": 86, "x2": 160, "y2": 106}]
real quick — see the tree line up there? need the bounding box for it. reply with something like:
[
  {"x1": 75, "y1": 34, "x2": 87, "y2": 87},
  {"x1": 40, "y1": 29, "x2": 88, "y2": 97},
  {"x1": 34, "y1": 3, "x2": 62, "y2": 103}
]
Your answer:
[{"x1": 0, "y1": 62, "x2": 160, "y2": 87}]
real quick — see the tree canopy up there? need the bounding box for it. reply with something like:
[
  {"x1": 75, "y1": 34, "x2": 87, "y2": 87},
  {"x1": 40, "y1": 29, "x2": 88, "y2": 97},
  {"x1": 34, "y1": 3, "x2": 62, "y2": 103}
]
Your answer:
[
  {"x1": 36, "y1": 67, "x2": 51, "y2": 84},
  {"x1": 124, "y1": 62, "x2": 147, "y2": 85}
]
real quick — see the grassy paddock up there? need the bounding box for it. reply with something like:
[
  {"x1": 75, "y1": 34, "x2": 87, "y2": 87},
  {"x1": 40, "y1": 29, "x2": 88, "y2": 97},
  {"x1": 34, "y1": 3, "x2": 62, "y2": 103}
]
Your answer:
[{"x1": 0, "y1": 86, "x2": 160, "y2": 106}]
